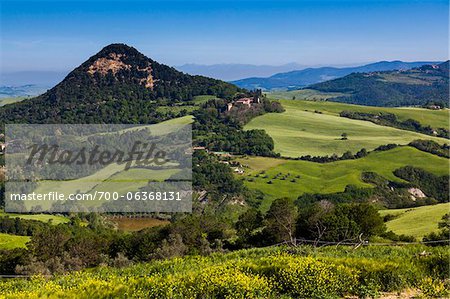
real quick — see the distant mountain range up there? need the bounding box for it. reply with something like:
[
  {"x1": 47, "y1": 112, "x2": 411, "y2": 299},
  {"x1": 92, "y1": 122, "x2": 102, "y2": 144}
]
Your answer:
[
  {"x1": 0, "y1": 85, "x2": 50, "y2": 98},
  {"x1": 0, "y1": 43, "x2": 241, "y2": 124},
  {"x1": 232, "y1": 61, "x2": 442, "y2": 90},
  {"x1": 176, "y1": 63, "x2": 306, "y2": 81},
  {"x1": 0, "y1": 71, "x2": 67, "y2": 86},
  {"x1": 309, "y1": 61, "x2": 449, "y2": 107}
]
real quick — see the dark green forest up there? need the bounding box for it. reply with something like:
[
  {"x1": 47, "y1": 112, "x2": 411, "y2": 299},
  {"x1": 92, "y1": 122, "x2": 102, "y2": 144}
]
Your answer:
[
  {"x1": 309, "y1": 61, "x2": 449, "y2": 107},
  {"x1": 0, "y1": 44, "x2": 242, "y2": 126}
]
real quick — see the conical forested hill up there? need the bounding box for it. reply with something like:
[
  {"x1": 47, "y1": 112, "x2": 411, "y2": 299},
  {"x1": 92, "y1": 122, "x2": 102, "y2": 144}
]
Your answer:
[{"x1": 0, "y1": 44, "x2": 242, "y2": 124}]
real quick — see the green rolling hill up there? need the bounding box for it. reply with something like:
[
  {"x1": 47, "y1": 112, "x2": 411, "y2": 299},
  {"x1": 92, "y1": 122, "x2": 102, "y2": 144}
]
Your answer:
[
  {"x1": 308, "y1": 61, "x2": 449, "y2": 107},
  {"x1": 237, "y1": 146, "x2": 449, "y2": 210},
  {"x1": 379, "y1": 203, "x2": 450, "y2": 238},
  {"x1": 265, "y1": 95, "x2": 449, "y2": 129},
  {"x1": 244, "y1": 100, "x2": 448, "y2": 157}
]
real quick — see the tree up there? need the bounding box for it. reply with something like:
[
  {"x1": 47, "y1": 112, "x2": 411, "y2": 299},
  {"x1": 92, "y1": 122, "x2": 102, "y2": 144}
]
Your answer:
[
  {"x1": 264, "y1": 198, "x2": 298, "y2": 245},
  {"x1": 341, "y1": 132, "x2": 348, "y2": 140},
  {"x1": 343, "y1": 203, "x2": 385, "y2": 237},
  {"x1": 423, "y1": 213, "x2": 450, "y2": 245},
  {"x1": 152, "y1": 234, "x2": 187, "y2": 259},
  {"x1": 29, "y1": 226, "x2": 71, "y2": 262},
  {"x1": 235, "y1": 208, "x2": 263, "y2": 246},
  {"x1": 296, "y1": 202, "x2": 385, "y2": 244}
]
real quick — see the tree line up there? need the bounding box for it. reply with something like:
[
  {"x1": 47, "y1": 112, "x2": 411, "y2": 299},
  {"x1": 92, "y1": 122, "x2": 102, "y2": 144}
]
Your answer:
[{"x1": 340, "y1": 110, "x2": 449, "y2": 139}]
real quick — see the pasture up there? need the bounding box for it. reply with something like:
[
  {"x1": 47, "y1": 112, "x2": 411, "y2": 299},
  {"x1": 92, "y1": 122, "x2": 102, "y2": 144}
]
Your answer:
[
  {"x1": 266, "y1": 89, "x2": 346, "y2": 101},
  {"x1": 21, "y1": 116, "x2": 192, "y2": 211},
  {"x1": 237, "y1": 146, "x2": 449, "y2": 211},
  {"x1": 0, "y1": 233, "x2": 30, "y2": 250},
  {"x1": 266, "y1": 95, "x2": 449, "y2": 129},
  {"x1": 244, "y1": 100, "x2": 448, "y2": 157},
  {"x1": 0, "y1": 211, "x2": 69, "y2": 225},
  {"x1": 379, "y1": 203, "x2": 450, "y2": 239},
  {"x1": 191, "y1": 95, "x2": 221, "y2": 104}
]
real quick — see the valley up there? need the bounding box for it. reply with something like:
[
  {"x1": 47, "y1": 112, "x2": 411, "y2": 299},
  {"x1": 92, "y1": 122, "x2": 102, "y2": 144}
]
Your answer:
[
  {"x1": 1, "y1": 0, "x2": 449, "y2": 296},
  {"x1": 236, "y1": 146, "x2": 448, "y2": 211},
  {"x1": 244, "y1": 99, "x2": 448, "y2": 157},
  {"x1": 0, "y1": 44, "x2": 448, "y2": 298}
]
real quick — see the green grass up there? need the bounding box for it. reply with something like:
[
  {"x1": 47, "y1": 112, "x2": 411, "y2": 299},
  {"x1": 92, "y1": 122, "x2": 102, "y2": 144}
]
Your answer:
[
  {"x1": 88, "y1": 167, "x2": 181, "y2": 196},
  {"x1": 31, "y1": 166, "x2": 182, "y2": 211},
  {"x1": 0, "y1": 211, "x2": 69, "y2": 224},
  {"x1": 108, "y1": 115, "x2": 193, "y2": 136},
  {"x1": 25, "y1": 116, "x2": 193, "y2": 211},
  {"x1": 237, "y1": 146, "x2": 449, "y2": 211},
  {"x1": 267, "y1": 89, "x2": 346, "y2": 101},
  {"x1": 244, "y1": 100, "x2": 448, "y2": 157},
  {"x1": 0, "y1": 97, "x2": 28, "y2": 107},
  {"x1": 379, "y1": 203, "x2": 450, "y2": 238},
  {"x1": 191, "y1": 95, "x2": 221, "y2": 104},
  {"x1": 0, "y1": 233, "x2": 30, "y2": 249},
  {"x1": 267, "y1": 97, "x2": 449, "y2": 129},
  {"x1": 156, "y1": 105, "x2": 197, "y2": 114},
  {"x1": 34, "y1": 162, "x2": 132, "y2": 196}
]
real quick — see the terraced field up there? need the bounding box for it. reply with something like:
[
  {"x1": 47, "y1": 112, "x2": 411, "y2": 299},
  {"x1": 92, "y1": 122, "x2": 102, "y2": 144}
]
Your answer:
[
  {"x1": 244, "y1": 100, "x2": 448, "y2": 157},
  {"x1": 237, "y1": 146, "x2": 449, "y2": 211},
  {"x1": 379, "y1": 203, "x2": 450, "y2": 238}
]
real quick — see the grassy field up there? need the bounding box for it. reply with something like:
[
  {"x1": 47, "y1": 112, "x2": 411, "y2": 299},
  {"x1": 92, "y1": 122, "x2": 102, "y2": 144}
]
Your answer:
[
  {"x1": 0, "y1": 97, "x2": 28, "y2": 107},
  {"x1": 265, "y1": 95, "x2": 449, "y2": 129},
  {"x1": 267, "y1": 89, "x2": 346, "y2": 101},
  {"x1": 23, "y1": 116, "x2": 192, "y2": 211},
  {"x1": 244, "y1": 100, "x2": 448, "y2": 157},
  {"x1": 34, "y1": 162, "x2": 131, "y2": 195},
  {"x1": 379, "y1": 203, "x2": 450, "y2": 238},
  {"x1": 156, "y1": 105, "x2": 197, "y2": 115},
  {"x1": 237, "y1": 146, "x2": 449, "y2": 211},
  {"x1": 88, "y1": 167, "x2": 181, "y2": 196},
  {"x1": 0, "y1": 211, "x2": 69, "y2": 224},
  {"x1": 191, "y1": 95, "x2": 221, "y2": 104},
  {"x1": 0, "y1": 233, "x2": 30, "y2": 250},
  {"x1": 31, "y1": 166, "x2": 182, "y2": 211}
]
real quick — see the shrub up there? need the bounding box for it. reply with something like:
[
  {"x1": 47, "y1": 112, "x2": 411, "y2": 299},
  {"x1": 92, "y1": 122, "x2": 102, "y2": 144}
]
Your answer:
[
  {"x1": 330, "y1": 257, "x2": 411, "y2": 292},
  {"x1": 258, "y1": 255, "x2": 358, "y2": 298},
  {"x1": 418, "y1": 277, "x2": 449, "y2": 298}
]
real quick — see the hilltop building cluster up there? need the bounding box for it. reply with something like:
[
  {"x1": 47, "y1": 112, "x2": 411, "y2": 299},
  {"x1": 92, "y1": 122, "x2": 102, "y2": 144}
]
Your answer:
[{"x1": 227, "y1": 96, "x2": 261, "y2": 111}]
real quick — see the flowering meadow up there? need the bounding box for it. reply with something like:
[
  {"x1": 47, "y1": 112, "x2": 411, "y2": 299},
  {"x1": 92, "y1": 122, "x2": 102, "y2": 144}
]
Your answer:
[{"x1": 0, "y1": 245, "x2": 448, "y2": 298}]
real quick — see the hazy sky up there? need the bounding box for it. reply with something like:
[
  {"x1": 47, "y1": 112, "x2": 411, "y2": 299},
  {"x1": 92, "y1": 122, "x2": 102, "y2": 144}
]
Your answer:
[{"x1": 0, "y1": 0, "x2": 448, "y2": 72}]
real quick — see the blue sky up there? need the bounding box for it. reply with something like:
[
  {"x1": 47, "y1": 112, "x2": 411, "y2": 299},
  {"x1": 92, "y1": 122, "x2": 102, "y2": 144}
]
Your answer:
[{"x1": 0, "y1": 0, "x2": 448, "y2": 72}]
